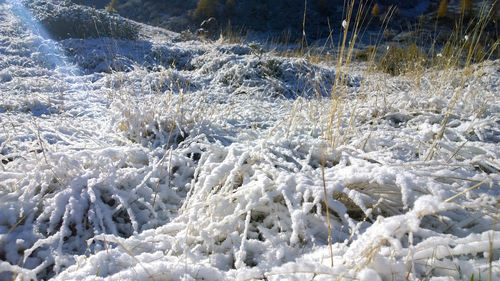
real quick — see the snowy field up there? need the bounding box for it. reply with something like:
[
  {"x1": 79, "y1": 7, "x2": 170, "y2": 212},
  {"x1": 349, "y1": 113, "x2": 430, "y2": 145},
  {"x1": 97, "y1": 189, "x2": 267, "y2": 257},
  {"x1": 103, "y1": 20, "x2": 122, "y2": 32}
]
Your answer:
[{"x1": 0, "y1": 0, "x2": 499, "y2": 280}]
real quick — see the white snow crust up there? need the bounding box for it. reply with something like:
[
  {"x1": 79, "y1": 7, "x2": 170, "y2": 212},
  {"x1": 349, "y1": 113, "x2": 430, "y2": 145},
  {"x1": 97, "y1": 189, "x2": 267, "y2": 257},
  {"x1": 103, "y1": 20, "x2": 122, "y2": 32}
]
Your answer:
[{"x1": 0, "y1": 0, "x2": 499, "y2": 280}]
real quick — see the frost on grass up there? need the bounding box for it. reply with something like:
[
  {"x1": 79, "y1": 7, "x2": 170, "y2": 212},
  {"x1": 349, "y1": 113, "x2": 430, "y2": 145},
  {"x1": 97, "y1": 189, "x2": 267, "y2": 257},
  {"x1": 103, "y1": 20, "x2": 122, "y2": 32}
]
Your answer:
[
  {"x1": 1, "y1": 0, "x2": 500, "y2": 280},
  {"x1": 0, "y1": 129, "x2": 195, "y2": 278}
]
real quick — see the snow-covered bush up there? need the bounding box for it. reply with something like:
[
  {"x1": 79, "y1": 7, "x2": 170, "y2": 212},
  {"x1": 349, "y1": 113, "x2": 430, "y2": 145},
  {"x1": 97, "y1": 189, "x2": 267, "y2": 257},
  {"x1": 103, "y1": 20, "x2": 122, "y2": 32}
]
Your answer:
[
  {"x1": 0, "y1": 143, "x2": 195, "y2": 279},
  {"x1": 29, "y1": 0, "x2": 139, "y2": 40}
]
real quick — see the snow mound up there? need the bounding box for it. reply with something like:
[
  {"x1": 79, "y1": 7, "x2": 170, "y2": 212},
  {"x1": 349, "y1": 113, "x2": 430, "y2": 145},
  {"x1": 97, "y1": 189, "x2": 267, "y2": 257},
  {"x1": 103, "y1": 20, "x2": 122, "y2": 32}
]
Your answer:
[{"x1": 28, "y1": 0, "x2": 139, "y2": 40}]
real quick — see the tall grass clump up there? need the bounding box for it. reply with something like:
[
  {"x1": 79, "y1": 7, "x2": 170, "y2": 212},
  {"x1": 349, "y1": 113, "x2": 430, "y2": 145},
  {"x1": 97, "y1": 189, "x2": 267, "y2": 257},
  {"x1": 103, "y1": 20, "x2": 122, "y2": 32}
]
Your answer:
[
  {"x1": 377, "y1": 43, "x2": 428, "y2": 76},
  {"x1": 425, "y1": 1, "x2": 499, "y2": 160},
  {"x1": 194, "y1": 0, "x2": 218, "y2": 22},
  {"x1": 368, "y1": 0, "x2": 499, "y2": 77},
  {"x1": 371, "y1": 3, "x2": 380, "y2": 18},
  {"x1": 324, "y1": 0, "x2": 383, "y2": 148},
  {"x1": 438, "y1": 0, "x2": 448, "y2": 19},
  {"x1": 105, "y1": 0, "x2": 118, "y2": 13},
  {"x1": 460, "y1": 0, "x2": 474, "y2": 17}
]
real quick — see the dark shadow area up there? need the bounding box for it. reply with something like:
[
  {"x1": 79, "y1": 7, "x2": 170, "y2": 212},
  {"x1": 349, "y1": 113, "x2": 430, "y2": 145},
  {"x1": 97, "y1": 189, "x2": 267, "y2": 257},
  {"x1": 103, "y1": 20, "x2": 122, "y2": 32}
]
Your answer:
[{"x1": 61, "y1": 38, "x2": 201, "y2": 74}]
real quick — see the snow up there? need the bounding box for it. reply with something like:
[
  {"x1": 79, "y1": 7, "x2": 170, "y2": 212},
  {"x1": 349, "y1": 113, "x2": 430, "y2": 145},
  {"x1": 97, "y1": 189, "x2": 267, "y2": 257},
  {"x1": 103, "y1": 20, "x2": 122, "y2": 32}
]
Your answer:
[{"x1": 1, "y1": 0, "x2": 499, "y2": 280}]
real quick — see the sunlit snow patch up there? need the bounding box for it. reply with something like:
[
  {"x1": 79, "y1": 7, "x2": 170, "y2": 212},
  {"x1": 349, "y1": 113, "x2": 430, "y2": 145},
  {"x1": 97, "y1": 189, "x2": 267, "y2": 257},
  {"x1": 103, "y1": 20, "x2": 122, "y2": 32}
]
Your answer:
[{"x1": 7, "y1": 0, "x2": 81, "y2": 76}]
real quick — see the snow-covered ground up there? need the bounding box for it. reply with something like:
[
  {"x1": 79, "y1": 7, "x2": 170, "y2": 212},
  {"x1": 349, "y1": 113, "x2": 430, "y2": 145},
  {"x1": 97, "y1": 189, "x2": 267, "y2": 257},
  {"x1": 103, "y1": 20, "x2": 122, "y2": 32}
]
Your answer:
[{"x1": 1, "y1": 1, "x2": 499, "y2": 280}]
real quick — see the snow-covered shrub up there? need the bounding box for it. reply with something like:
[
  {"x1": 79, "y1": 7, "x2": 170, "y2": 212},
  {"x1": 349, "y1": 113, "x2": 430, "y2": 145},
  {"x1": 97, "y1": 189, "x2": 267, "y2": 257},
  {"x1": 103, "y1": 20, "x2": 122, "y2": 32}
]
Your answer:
[
  {"x1": 29, "y1": 0, "x2": 139, "y2": 40},
  {"x1": 106, "y1": 68, "x2": 200, "y2": 149},
  {"x1": 191, "y1": 46, "x2": 345, "y2": 99},
  {"x1": 0, "y1": 145, "x2": 194, "y2": 279},
  {"x1": 112, "y1": 97, "x2": 189, "y2": 148}
]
